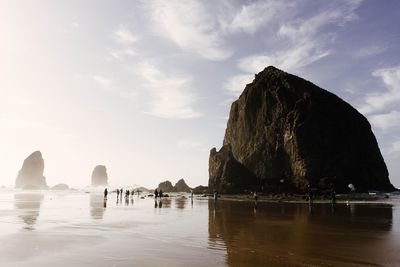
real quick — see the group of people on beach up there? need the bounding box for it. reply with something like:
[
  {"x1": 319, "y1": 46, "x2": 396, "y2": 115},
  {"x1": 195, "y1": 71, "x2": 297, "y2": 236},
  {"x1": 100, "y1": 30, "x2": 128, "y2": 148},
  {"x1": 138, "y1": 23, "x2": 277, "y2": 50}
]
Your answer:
[{"x1": 104, "y1": 188, "x2": 140, "y2": 200}]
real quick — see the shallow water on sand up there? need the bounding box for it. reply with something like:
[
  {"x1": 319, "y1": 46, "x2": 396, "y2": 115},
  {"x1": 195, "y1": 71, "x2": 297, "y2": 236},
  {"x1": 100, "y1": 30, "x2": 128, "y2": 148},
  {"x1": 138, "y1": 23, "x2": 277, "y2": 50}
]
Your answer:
[{"x1": 0, "y1": 191, "x2": 400, "y2": 267}]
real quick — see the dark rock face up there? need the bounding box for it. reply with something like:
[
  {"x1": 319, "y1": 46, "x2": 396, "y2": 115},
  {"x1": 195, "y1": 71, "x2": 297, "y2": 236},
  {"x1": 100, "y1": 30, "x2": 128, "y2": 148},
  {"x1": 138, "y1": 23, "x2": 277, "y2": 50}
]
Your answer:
[
  {"x1": 174, "y1": 179, "x2": 191, "y2": 192},
  {"x1": 15, "y1": 151, "x2": 48, "y2": 189},
  {"x1": 158, "y1": 180, "x2": 174, "y2": 192},
  {"x1": 91, "y1": 165, "x2": 108, "y2": 186},
  {"x1": 209, "y1": 66, "x2": 394, "y2": 193},
  {"x1": 209, "y1": 145, "x2": 258, "y2": 194}
]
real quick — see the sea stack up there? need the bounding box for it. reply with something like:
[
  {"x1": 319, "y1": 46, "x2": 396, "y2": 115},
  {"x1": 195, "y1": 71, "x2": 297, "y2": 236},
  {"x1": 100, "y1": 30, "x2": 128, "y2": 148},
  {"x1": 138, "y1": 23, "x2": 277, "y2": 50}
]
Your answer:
[
  {"x1": 91, "y1": 165, "x2": 108, "y2": 186},
  {"x1": 174, "y1": 179, "x2": 191, "y2": 192},
  {"x1": 15, "y1": 151, "x2": 48, "y2": 189},
  {"x1": 209, "y1": 66, "x2": 395, "y2": 193},
  {"x1": 158, "y1": 180, "x2": 174, "y2": 192}
]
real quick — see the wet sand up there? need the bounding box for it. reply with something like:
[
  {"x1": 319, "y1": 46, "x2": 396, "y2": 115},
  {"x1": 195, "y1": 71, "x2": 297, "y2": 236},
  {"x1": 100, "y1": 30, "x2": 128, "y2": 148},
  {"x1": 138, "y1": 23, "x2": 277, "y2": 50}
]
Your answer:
[{"x1": 0, "y1": 191, "x2": 399, "y2": 266}]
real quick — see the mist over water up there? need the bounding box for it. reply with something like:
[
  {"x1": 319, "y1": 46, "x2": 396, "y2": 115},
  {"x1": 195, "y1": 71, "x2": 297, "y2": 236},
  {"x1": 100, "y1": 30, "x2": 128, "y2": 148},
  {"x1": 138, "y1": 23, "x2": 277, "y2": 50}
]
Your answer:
[{"x1": 0, "y1": 190, "x2": 400, "y2": 266}]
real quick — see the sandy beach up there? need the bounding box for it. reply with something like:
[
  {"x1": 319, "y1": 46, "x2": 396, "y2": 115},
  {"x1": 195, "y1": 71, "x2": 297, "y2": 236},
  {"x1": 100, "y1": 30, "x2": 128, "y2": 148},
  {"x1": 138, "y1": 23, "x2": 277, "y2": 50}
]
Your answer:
[{"x1": 0, "y1": 190, "x2": 399, "y2": 266}]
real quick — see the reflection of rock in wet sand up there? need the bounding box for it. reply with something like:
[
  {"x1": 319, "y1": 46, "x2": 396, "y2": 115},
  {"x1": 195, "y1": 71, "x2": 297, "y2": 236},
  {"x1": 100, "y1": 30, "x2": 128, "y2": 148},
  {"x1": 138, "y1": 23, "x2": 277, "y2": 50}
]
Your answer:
[
  {"x1": 175, "y1": 198, "x2": 187, "y2": 209},
  {"x1": 90, "y1": 194, "x2": 106, "y2": 220},
  {"x1": 208, "y1": 201, "x2": 393, "y2": 266},
  {"x1": 14, "y1": 193, "x2": 44, "y2": 229}
]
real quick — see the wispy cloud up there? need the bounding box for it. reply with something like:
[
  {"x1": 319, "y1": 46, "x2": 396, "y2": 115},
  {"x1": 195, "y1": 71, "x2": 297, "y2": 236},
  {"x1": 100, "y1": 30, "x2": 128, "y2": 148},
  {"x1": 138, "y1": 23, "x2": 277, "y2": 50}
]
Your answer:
[
  {"x1": 224, "y1": 73, "x2": 254, "y2": 97},
  {"x1": 114, "y1": 24, "x2": 137, "y2": 45},
  {"x1": 144, "y1": 0, "x2": 232, "y2": 61},
  {"x1": 224, "y1": 0, "x2": 362, "y2": 95},
  {"x1": 92, "y1": 75, "x2": 112, "y2": 89},
  {"x1": 354, "y1": 44, "x2": 387, "y2": 58},
  {"x1": 136, "y1": 62, "x2": 202, "y2": 119},
  {"x1": 369, "y1": 110, "x2": 400, "y2": 131},
  {"x1": 358, "y1": 66, "x2": 400, "y2": 115},
  {"x1": 219, "y1": 0, "x2": 293, "y2": 35}
]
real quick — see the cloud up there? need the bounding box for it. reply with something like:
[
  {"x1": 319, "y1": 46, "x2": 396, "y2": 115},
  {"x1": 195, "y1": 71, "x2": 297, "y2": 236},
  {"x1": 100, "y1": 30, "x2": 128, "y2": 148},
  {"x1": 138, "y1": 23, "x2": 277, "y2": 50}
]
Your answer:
[
  {"x1": 219, "y1": 1, "x2": 292, "y2": 34},
  {"x1": 353, "y1": 45, "x2": 387, "y2": 58},
  {"x1": 144, "y1": 0, "x2": 232, "y2": 61},
  {"x1": 237, "y1": 41, "x2": 331, "y2": 74},
  {"x1": 236, "y1": 0, "x2": 362, "y2": 74},
  {"x1": 389, "y1": 140, "x2": 400, "y2": 154},
  {"x1": 114, "y1": 24, "x2": 137, "y2": 45},
  {"x1": 136, "y1": 62, "x2": 202, "y2": 119},
  {"x1": 369, "y1": 110, "x2": 400, "y2": 131},
  {"x1": 358, "y1": 65, "x2": 400, "y2": 114},
  {"x1": 223, "y1": 73, "x2": 254, "y2": 97},
  {"x1": 92, "y1": 75, "x2": 112, "y2": 89}
]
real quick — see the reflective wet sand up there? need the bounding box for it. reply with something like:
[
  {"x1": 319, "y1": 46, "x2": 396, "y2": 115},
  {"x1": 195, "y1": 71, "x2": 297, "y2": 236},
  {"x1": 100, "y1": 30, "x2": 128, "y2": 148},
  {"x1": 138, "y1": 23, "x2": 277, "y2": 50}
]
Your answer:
[{"x1": 0, "y1": 191, "x2": 399, "y2": 266}]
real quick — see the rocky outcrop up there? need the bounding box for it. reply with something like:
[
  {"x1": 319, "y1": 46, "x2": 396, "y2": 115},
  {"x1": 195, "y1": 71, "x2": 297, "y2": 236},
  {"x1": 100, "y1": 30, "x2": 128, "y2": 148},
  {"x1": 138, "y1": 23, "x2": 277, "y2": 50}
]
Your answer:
[
  {"x1": 174, "y1": 179, "x2": 191, "y2": 192},
  {"x1": 157, "y1": 179, "x2": 192, "y2": 192},
  {"x1": 91, "y1": 165, "x2": 108, "y2": 186},
  {"x1": 50, "y1": 183, "x2": 69, "y2": 190},
  {"x1": 15, "y1": 151, "x2": 48, "y2": 189},
  {"x1": 192, "y1": 185, "x2": 209, "y2": 194},
  {"x1": 209, "y1": 66, "x2": 395, "y2": 193},
  {"x1": 158, "y1": 180, "x2": 174, "y2": 192},
  {"x1": 209, "y1": 145, "x2": 257, "y2": 194}
]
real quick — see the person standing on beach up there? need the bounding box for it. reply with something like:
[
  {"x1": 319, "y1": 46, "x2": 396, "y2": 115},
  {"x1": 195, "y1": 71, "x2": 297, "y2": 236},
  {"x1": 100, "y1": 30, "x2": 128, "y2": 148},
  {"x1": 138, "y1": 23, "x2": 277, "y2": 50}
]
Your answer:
[
  {"x1": 214, "y1": 190, "x2": 218, "y2": 202},
  {"x1": 159, "y1": 189, "x2": 163, "y2": 198},
  {"x1": 307, "y1": 186, "x2": 313, "y2": 205},
  {"x1": 154, "y1": 189, "x2": 159, "y2": 198},
  {"x1": 120, "y1": 188, "x2": 123, "y2": 199},
  {"x1": 116, "y1": 189, "x2": 120, "y2": 198},
  {"x1": 254, "y1": 191, "x2": 258, "y2": 202},
  {"x1": 331, "y1": 189, "x2": 336, "y2": 204},
  {"x1": 104, "y1": 188, "x2": 108, "y2": 200}
]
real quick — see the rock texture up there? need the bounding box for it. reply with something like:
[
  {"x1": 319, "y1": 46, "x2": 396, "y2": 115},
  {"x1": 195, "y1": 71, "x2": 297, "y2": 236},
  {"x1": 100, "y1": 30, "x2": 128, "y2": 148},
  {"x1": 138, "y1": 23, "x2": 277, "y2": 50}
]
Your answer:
[
  {"x1": 158, "y1": 180, "x2": 174, "y2": 192},
  {"x1": 91, "y1": 165, "x2": 108, "y2": 186},
  {"x1": 209, "y1": 66, "x2": 395, "y2": 193},
  {"x1": 15, "y1": 151, "x2": 48, "y2": 189},
  {"x1": 174, "y1": 179, "x2": 191, "y2": 192}
]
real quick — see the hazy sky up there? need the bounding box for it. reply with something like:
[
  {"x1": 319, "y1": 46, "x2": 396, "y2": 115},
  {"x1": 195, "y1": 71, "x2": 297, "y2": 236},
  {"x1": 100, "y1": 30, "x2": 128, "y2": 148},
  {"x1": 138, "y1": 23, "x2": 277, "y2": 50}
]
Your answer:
[{"x1": 1, "y1": 0, "x2": 399, "y2": 189}]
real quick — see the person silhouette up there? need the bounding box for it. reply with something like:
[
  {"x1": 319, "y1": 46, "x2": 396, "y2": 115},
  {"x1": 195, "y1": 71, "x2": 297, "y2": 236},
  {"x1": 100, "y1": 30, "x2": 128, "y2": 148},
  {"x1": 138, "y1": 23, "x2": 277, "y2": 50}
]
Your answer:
[{"x1": 104, "y1": 188, "x2": 108, "y2": 200}]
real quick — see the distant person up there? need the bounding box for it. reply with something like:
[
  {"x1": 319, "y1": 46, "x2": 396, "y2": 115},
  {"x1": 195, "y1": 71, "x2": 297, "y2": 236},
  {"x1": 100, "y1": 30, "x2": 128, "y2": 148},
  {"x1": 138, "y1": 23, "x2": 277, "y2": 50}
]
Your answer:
[
  {"x1": 116, "y1": 189, "x2": 120, "y2": 198},
  {"x1": 331, "y1": 189, "x2": 336, "y2": 204},
  {"x1": 120, "y1": 188, "x2": 123, "y2": 198},
  {"x1": 214, "y1": 190, "x2": 218, "y2": 202},
  {"x1": 125, "y1": 190, "x2": 130, "y2": 198},
  {"x1": 104, "y1": 188, "x2": 108, "y2": 199},
  {"x1": 131, "y1": 189, "x2": 135, "y2": 196},
  {"x1": 159, "y1": 189, "x2": 163, "y2": 198},
  {"x1": 154, "y1": 189, "x2": 159, "y2": 198},
  {"x1": 254, "y1": 191, "x2": 258, "y2": 202},
  {"x1": 191, "y1": 190, "x2": 194, "y2": 198},
  {"x1": 307, "y1": 186, "x2": 313, "y2": 205}
]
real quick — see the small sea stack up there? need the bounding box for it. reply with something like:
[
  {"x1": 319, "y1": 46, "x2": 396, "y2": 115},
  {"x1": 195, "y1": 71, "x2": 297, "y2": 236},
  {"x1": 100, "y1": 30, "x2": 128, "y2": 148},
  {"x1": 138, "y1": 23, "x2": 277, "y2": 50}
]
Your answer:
[
  {"x1": 15, "y1": 151, "x2": 48, "y2": 189},
  {"x1": 91, "y1": 165, "x2": 108, "y2": 186}
]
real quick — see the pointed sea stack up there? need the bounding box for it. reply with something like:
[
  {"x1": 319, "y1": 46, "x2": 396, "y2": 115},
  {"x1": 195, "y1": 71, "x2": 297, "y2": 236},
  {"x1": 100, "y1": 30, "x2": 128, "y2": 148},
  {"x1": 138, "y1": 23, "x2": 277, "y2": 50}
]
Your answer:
[
  {"x1": 15, "y1": 151, "x2": 48, "y2": 189},
  {"x1": 209, "y1": 66, "x2": 395, "y2": 193},
  {"x1": 91, "y1": 165, "x2": 108, "y2": 186}
]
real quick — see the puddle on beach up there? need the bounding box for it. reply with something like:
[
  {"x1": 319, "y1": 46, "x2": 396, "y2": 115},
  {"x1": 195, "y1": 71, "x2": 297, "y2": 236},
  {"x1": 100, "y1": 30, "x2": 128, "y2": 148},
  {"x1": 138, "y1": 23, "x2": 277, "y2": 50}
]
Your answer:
[{"x1": 0, "y1": 191, "x2": 399, "y2": 267}]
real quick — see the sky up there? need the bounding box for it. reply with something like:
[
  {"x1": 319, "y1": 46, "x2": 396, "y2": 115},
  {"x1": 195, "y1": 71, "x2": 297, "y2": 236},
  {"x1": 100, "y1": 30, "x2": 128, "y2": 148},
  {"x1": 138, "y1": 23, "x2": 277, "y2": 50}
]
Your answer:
[{"x1": 0, "y1": 0, "x2": 399, "y2": 189}]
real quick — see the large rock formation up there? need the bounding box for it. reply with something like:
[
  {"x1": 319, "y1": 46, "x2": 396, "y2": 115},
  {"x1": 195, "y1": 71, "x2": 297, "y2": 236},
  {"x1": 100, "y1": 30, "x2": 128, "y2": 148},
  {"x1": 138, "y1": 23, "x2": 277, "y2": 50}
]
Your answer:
[
  {"x1": 15, "y1": 151, "x2": 48, "y2": 189},
  {"x1": 209, "y1": 66, "x2": 395, "y2": 193},
  {"x1": 174, "y1": 179, "x2": 191, "y2": 192},
  {"x1": 91, "y1": 165, "x2": 108, "y2": 186}
]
